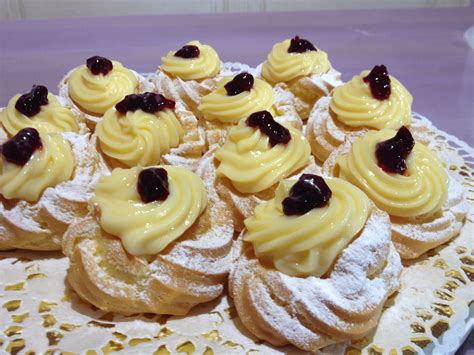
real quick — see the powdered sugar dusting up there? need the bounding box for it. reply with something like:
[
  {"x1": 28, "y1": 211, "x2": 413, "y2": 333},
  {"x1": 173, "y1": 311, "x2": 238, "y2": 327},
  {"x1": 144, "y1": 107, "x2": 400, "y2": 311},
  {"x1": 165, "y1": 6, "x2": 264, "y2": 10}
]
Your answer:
[
  {"x1": 273, "y1": 84, "x2": 304, "y2": 130},
  {"x1": 323, "y1": 135, "x2": 470, "y2": 259},
  {"x1": 151, "y1": 68, "x2": 221, "y2": 117},
  {"x1": 230, "y1": 207, "x2": 402, "y2": 351},
  {"x1": 214, "y1": 151, "x2": 320, "y2": 231},
  {"x1": 58, "y1": 69, "x2": 153, "y2": 129},
  {"x1": 161, "y1": 101, "x2": 207, "y2": 171},
  {"x1": 62, "y1": 150, "x2": 235, "y2": 314},
  {"x1": 390, "y1": 173, "x2": 469, "y2": 258},
  {"x1": 0, "y1": 132, "x2": 109, "y2": 250},
  {"x1": 306, "y1": 96, "x2": 366, "y2": 162},
  {"x1": 0, "y1": 64, "x2": 472, "y2": 354},
  {"x1": 254, "y1": 63, "x2": 342, "y2": 119},
  {"x1": 159, "y1": 152, "x2": 235, "y2": 276},
  {"x1": 39, "y1": 132, "x2": 109, "y2": 222},
  {"x1": 309, "y1": 68, "x2": 343, "y2": 93}
]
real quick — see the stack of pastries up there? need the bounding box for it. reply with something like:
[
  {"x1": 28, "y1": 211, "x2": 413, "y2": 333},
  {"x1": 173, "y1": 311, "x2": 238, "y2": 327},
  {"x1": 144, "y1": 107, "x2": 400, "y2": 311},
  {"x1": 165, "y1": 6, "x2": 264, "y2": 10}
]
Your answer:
[{"x1": 0, "y1": 36, "x2": 469, "y2": 351}]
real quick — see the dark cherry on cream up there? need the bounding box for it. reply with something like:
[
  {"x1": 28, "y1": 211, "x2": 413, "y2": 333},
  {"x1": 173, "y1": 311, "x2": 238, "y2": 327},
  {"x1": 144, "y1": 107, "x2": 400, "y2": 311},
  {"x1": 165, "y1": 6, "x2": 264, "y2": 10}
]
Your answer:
[
  {"x1": 115, "y1": 92, "x2": 175, "y2": 114},
  {"x1": 175, "y1": 45, "x2": 200, "y2": 59},
  {"x1": 115, "y1": 94, "x2": 142, "y2": 113},
  {"x1": 282, "y1": 174, "x2": 332, "y2": 216},
  {"x1": 246, "y1": 110, "x2": 291, "y2": 146},
  {"x1": 86, "y1": 55, "x2": 113, "y2": 75},
  {"x1": 15, "y1": 85, "x2": 49, "y2": 117},
  {"x1": 141, "y1": 92, "x2": 176, "y2": 113},
  {"x1": 288, "y1": 36, "x2": 317, "y2": 53},
  {"x1": 224, "y1": 73, "x2": 254, "y2": 96},
  {"x1": 375, "y1": 126, "x2": 415, "y2": 175},
  {"x1": 363, "y1": 65, "x2": 391, "y2": 100},
  {"x1": 137, "y1": 167, "x2": 170, "y2": 203},
  {"x1": 1, "y1": 128, "x2": 42, "y2": 166}
]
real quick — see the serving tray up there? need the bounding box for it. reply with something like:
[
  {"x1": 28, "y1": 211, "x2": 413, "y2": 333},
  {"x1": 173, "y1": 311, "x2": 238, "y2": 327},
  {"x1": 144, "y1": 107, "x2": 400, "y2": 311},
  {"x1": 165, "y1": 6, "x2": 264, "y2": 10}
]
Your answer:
[{"x1": 0, "y1": 65, "x2": 472, "y2": 354}]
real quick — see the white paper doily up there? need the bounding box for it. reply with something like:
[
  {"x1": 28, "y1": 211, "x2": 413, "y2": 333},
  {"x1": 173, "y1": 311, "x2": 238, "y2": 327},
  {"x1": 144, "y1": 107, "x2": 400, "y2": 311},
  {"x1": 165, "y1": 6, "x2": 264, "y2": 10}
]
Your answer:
[{"x1": 0, "y1": 65, "x2": 473, "y2": 354}]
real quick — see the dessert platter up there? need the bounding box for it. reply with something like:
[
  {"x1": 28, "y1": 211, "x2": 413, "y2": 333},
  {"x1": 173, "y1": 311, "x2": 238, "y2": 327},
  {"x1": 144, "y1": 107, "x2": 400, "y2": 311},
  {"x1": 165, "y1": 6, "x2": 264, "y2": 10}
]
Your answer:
[{"x1": 0, "y1": 37, "x2": 472, "y2": 354}]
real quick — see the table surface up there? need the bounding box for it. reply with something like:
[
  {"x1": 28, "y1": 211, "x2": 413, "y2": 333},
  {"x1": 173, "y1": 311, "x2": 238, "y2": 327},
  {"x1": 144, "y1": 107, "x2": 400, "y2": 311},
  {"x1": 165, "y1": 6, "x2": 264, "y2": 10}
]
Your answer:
[
  {"x1": 0, "y1": 7, "x2": 473, "y2": 145},
  {"x1": 0, "y1": 6, "x2": 473, "y2": 353}
]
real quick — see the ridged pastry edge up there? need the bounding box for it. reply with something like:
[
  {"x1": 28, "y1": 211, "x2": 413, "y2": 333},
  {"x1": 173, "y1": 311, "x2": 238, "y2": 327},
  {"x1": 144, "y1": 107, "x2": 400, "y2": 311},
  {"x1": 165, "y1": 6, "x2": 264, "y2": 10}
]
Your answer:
[
  {"x1": 0, "y1": 131, "x2": 109, "y2": 251},
  {"x1": 62, "y1": 154, "x2": 236, "y2": 315},
  {"x1": 322, "y1": 136, "x2": 469, "y2": 259},
  {"x1": 229, "y1": 206, "x2": 402, "y2": 351},
  {"x1": 58, "y1": 69, "x2": 154, "y2": 130}
]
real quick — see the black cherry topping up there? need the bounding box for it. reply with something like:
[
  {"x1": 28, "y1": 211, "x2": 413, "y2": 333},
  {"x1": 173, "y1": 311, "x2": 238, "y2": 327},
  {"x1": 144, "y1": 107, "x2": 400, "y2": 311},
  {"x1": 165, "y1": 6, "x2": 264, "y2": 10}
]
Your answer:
[
  {"x1": 86, "y1": 55, "x2": 113, "y2": 75},
  {"x1": 115, "y1": 92, "x2": 175, "y2": 114},
  {"x1": 363, "y1": 65, "x2": 391, "y2": 100},
  {"x1": 141, "y1": 92, "x2": 176, "y2": 113},
  {"x1": 288, "y1": 36, "x2": 317, "y2": 53},
  {"x1": 115, "y1": 94, "x2": 142, "y2": 113},
  {"x1": 224, "y1": 73, "x2": 254, "y2": 96},
  {"x1": 175, "y1": 45, "x2": 200, "y2": 59},
  {"x1": 246, "y1": 111, "x2": 291, "y2": 146},
  {"x1": 1, "y1": 127, "x2": 42, "y2": 166},
  {"x1": 375, "y1": 126, "x2": 415, "y2": 175},
  {"x1": 137, "y1": 168, "x2": 170, "y2": 203},
  {"x1": 15, "y1": 85, "x2": 49, "y2": 117},
  {"x1": 282, "y1": 174, "x2": 332, "y2": 216}
]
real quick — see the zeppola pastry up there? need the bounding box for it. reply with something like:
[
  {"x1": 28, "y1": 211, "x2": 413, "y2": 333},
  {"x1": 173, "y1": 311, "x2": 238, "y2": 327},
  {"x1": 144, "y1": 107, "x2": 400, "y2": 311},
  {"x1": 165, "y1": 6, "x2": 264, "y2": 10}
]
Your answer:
[
  {"x1": 59, "y1": 55, "x2": 151, "y2": 128},
  {"x1": 323, "y1": 126, "x2": 469, "y2": 259},
  {"x1": 153, "y1": 40, "x2": 222, "y2": 117},
  {"x1": 62, "y1": 163, "x2": 234, "y2": 315},
  {"x1": 209, "y1": 110, "x2": 316, "y2": 231},
  {"x1": 199, "y1": 72, "x2": 302, "y2": 146},
  {"x1": 0, "y1": 85, "x2": 84, "y2": 135},
  {"x1": 95, "y1": 92, "x2": 205, "y2": 170},
  {"x1": 0, "y1": 127, "x2": 108, "y2": 250},
  {"x1": 229, "y1": 174, "x2": 402, "y2": 350},
  {"x1": 1, "y1": 36, "x2": 471, "y2": 353},
  {"x1": 258, "y1": 35, "x2": 342, "y2": 119},
  {"x1": 306, "y1": 64, "x2": 414, "y2": 162}
]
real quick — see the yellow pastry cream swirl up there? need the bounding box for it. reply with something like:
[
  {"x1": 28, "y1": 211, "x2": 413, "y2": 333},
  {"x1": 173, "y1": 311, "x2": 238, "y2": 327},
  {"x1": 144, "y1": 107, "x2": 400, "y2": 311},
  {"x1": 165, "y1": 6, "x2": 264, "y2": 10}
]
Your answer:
[
  {"x1": 161, "y1": 40, "x2": 221, "y2": 81},
  {"x1": 68, "y1": 60, "x2": 138, "y2": 116},
  {"x1": 1, "y1": 93, "x2": 79, "y2": 135},
  {"x1": 244, "y1": 177, "x2": 371, "y2": 277},
  {"x1": 261, "y1": 38, "x2": 332, "y2": 85},
  {"x1": 330, "y1": 70, "x2": 413, "y2": 130},
  {"x1": 0, "y1": 132, "x2": 74, "y2": 202},
  {"x1": 334, "y1": 129, "x2": 448, "y2": 218},
  {"x1": 93, "y1": 166, "x2": 208, "y2": 256},
  {"x1": 198, "y1": 76, "x2": 275, "y2": 124},
  {"x1": 96, "y1": 107, "x2": 184, "y2": 167},
  {"x1": 215, "y1": 117, "x2": 310, "y2": 194}
]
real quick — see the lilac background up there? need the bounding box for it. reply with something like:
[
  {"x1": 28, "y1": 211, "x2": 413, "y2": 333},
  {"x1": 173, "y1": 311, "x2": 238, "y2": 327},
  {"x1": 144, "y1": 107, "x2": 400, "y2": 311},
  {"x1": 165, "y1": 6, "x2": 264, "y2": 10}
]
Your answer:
[
  {"x1": 0, "y1": 6, "x2": 473, "y2": 353},
  {"x1": 0, "y1": 7, "x2": 473, "y2": 144}
]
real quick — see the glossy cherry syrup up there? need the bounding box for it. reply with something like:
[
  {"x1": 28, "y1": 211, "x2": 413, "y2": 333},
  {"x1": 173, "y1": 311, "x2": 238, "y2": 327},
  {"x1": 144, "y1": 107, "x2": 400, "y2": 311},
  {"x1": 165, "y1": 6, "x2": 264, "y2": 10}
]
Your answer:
[
  {"x1": 375, "y1": 126, "x2": 415, "y2": 175},
  {"x1": 282, "y1": 174, "x2": 332, "y2": 216},
  {"x1": 15, "y1": 85, "x2": 49, "y2": 117},
  {"x1": 115, "y1": 92, "x2": 175, "y2": 114},
  {"x1": 363, "y1": 65, "x2": 391, "y2": 100},
  {"x1": 137, "y1": 168, "x2": 170, "y2": 203},
  {"x1": 86, "y1": 55, "x2": 113, "y2": 75},
  {"x1": 175, "y1": 45, "x2": 200, "y2": 59},
  {"x1": 224, "y1": 73, "x2": 254, "y2": 96},
  {"x1": 288, "y1": 35, "x2": 317, "y2": 53},
  {"x1": 141, "y1": 92, "x2": 176, "y2": 113},
  {"x1": 246, "y1": 111, "x2": 291, "y2": 146},
  {"x1": 1, "y1": 127, "x2": 42, "y2": 166}
]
